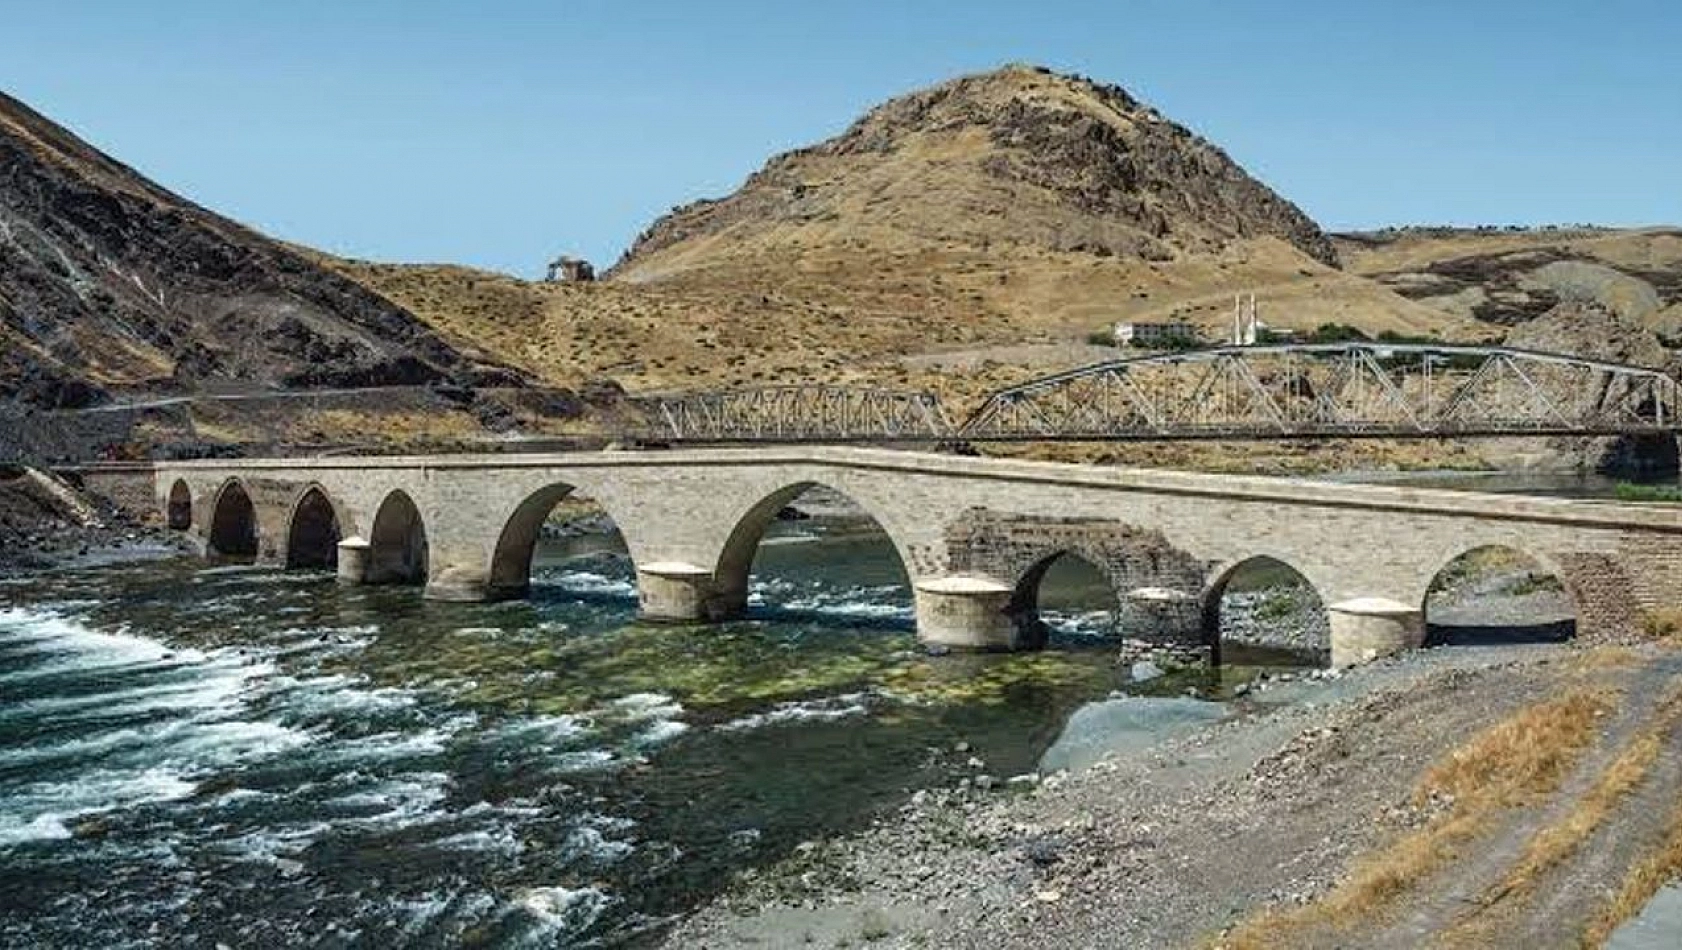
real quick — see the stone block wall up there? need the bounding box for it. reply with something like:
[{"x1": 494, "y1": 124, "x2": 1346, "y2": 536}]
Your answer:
[{"x1": 149, "y1": 447, "x2": 1682, "y2": 654}]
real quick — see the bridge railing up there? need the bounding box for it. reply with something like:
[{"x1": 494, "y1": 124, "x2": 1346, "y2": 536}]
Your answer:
[{"x1": 626, "y1": 385, "x2": 955, "y2": 443}]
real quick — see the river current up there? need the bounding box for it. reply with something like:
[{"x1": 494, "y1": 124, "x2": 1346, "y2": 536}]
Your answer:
[{"x1": 0, "y1": 521, "x2": 1297, "y2": 947}]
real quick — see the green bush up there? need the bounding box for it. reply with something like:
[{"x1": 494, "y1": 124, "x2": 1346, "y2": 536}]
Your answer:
[
  {"x1": 1614, "y1": 482, "x2": 1682, "y2": 503},
  {"x1": 1255, "y1": 591, "x2": 1297, "y2": 622},
  {"x1": 1307, "y1": 323, "x2": 1373, "y2": 344}
]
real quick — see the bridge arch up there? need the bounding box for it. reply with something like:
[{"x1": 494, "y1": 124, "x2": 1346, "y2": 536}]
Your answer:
[
  {"x1": 207, "y1": 478, "x2": 258, "y2": 560},
  {"x1": 368, "y1": 489, "x2": 428, "y2": 585},
  {"x1": 486, "y1": 482, "x2": 635, "y2": 601},
  {"x1": 166, "y1": 479, "x2": 192, "y2": 530},
  {"x1": 1200, "y1": 555, "x2": 1330, "y2": 663},
  {"x1": 284, "y1": 485, "x2": 345, "y2": 570},
  {"x1": 712, "y1": 480, "x2": 916, "y2": 619},
  {"x1": 1005, "y1": 548, "x2": 1123, "y2": 648},
  {"x1": 1420, "y1": 544, "x2": 1578, "y2": 646}
]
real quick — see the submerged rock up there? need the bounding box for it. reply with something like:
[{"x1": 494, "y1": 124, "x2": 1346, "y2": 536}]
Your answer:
[{"x1": 1039, "y1": 696, "x2": 1225, "y2": 775}]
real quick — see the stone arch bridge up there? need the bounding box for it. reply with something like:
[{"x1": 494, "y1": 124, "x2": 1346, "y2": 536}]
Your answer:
[{"x1": 153, "y1": 447, "x2": 1682, "y2": 666}]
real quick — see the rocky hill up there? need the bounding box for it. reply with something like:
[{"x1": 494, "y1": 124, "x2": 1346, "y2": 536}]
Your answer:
[
  {"x1": 1336, "y1": 226, "x2": 1682, "y2": 338},
  {"x1": 614, "y1": 65, "x2": 1337, "y2": 277},
  {"x1": 0, "y1": 90, "x2": 520, "y2": 410},
  {"x1": 332, "y1": 66, "x2": 1479, "y2": 430}
]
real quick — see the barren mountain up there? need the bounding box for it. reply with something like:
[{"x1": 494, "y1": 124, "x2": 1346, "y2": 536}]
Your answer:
[
  {"x1": 614, "y1": 65, "x2": 1337, "y2": 277},
  {"x1": 333, "y1": 66, "x2": 1479, "y2": 427},
  {"x1": 0, "y1": 90, "x2": 520, "y2": 409},
  {"x1": 1337, "y1": 226, "x2": 1682, "y2": 337}
]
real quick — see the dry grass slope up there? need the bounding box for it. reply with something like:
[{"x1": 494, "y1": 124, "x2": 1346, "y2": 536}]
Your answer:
[
  {"x1": 1218, "y1": 689, "x2": 1615, "y2": 949},
  {"x1": 1433, "y1": 686, "x2": 1682, "y2": 947}
]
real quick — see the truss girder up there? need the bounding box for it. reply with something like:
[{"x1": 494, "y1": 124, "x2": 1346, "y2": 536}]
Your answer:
[
  {"x1": 628, "y1": 344, "x2": 1682, "y2": 443},
  {"x1": 961, "y1": 344, "x2": 1682, "y2": 441},
  {"x1": 631, "y1": 386, "x2": 952, "y2": 442}
]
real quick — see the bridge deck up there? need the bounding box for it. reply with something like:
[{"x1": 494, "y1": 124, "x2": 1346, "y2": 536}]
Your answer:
[{"x1": 151, "y1": 446, "x2": 1682, "y2": 534}]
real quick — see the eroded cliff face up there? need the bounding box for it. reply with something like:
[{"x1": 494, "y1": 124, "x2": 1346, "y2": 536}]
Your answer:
[
  {"x1": 0, "y1": 91, "x2": 521, "y2": 408},
  {"x1": 613, "y1": 65, "x2": 1336, "y2": 280},
  {"x1": 1481, "y1": 301, "x2": 1682, "y2": 474}
]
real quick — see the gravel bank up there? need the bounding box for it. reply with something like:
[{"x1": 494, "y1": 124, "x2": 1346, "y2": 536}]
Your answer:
[{"x1": 658, "y1": 642, "x2": 1639, "y2": 948}]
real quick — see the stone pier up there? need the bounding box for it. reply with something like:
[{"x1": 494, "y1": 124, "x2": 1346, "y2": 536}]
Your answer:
[
  {"x1": 1329, "y1": 597, "x2": 1426, "y2": 668},
  {"x1": 915, "y1": 577, "x2": 1017, "y2": 650}
]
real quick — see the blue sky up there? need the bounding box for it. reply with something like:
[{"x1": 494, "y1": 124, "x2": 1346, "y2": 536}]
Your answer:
[{"x1": 3, "y1": 1, "x2": 1678, "y2": 277}]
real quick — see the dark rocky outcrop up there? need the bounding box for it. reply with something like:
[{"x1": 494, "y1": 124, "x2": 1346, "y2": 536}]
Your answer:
[
  {"x1": 0, "y1": 90, "x2": 524, "y2": 409},
  {"x1": 1494, "y1": 302, "x2": 1680, "y2": 474}
]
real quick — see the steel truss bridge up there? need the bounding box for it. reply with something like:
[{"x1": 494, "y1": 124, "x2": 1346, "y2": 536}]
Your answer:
[{"x1": 626, "y1": 344, "x2": 1682, "y2": 444}]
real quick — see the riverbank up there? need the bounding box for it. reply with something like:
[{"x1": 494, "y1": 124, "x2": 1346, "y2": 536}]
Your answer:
[
  {"x1": 659, "y1": 640, "x2": 1682, "y2": 948},
  {"x1": 0, "y1": 468, "x2": 189, "y2": 571}
]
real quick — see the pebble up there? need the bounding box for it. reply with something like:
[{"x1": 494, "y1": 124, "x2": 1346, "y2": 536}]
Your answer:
[{"x1": 1131, "y1": 660, "x2": 1165, "y2": 682}]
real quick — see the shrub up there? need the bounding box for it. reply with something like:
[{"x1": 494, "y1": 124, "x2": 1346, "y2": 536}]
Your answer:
[{"x1": 1615, "y1": 482, "x2": 1682, "y2": 504}]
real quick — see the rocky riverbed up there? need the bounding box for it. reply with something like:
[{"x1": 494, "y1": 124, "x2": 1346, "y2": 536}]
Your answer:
[{"x1": 659, "y1": 640, "x2": 1682, "y2": 948}]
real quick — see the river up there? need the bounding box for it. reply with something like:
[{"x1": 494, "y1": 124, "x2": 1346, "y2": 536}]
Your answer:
[{"x1": 0, "y1": 515, "x2": 1314, "y2": 947}]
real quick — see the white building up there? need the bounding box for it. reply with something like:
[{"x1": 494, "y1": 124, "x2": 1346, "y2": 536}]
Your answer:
[{"x1": 1113, "y1": 320, "x2": 1198, "y2": 348}]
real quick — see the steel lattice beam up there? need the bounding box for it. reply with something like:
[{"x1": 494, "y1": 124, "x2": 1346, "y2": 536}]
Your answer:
[
  {"x1": 625, "y1": 344, "x2": 1682, "y2": 444},
  {"x1": 628, "y1": 385, "x2": 953, "y2": 443}
]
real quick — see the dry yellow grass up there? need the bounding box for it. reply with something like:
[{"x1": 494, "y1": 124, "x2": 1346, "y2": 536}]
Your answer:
[
  {"x1": 1336, "y1": 228, "x2": 1682, "y2": 280},
  {"x1": 1217, "y1": 689, "x2": 1614, "y2": 949},
  {"x1": 1572, "y1": 646, "x2": 1644, "y2": 672},
  {"x1": 1440, "y1": 687, "x2": 1682, "y2": 945},
  {"x1": 1416, "y1": 691, "x2": 1610, "y2": 806},
  {"x1": 323, "y1": 239, "x2": 1480, "y2": 404},
  {"x1": 1639, "y1": 607, "x2": 1682, "y2": 642},
  {"x1": 1580, "y1": 791, "x2": 1682, "y2": 947}
]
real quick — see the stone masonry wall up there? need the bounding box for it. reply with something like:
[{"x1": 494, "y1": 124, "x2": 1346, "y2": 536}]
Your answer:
[
  {"x1": 943, "y1": 507, "x2": 1207, "y2": 594},
  {"x1": 150, "y1": 447, "x2": 1682, "y2": 647}
]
